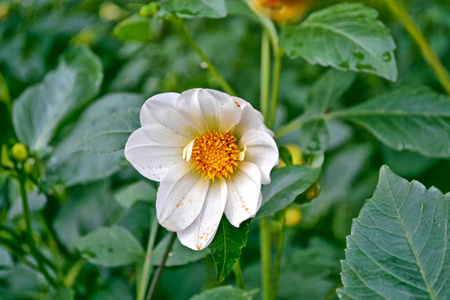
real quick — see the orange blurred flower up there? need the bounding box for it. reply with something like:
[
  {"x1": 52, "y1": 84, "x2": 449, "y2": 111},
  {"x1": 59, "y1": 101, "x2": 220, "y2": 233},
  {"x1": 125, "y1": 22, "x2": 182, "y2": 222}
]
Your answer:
[{"x1": 250, "y1": 0, "x2": 312, "y2": 24}]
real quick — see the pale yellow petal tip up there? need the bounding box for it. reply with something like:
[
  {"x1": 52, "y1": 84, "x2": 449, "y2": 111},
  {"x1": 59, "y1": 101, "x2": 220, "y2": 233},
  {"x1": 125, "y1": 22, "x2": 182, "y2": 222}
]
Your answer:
[
  {"x1": 182, "y1": 139, "x2": 196, "y2": 161},
  {"x1": 238, "y1": 145, "x2": 248, "y2": 161}
]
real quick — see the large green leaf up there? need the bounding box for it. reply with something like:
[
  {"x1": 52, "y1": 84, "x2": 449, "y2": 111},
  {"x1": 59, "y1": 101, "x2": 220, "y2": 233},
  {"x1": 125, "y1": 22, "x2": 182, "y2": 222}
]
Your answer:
[
  {"x1": 152, "y1": 234, "x2": 208, "y2": 267},
  {"x1": 78, "y1": 108, "x2": 140, "y2": 153},
  {"x1": 75, "y1": 226, "x2": 144, "y2": 267},
  {"x1": 281, "y1": 3, "x2": 397, "y2": 81},
  {"x1": 12, "y1": 47, "x2": 102, "y2": 150},
  {"x1": 159, "y1": 0, "x2": 227, "y2": 18},
  {"x1": 190, "y1": 286, "x2": 257, "y2": 300},
  {"x1": 115, "y1": 180, "x2": 156, "y2": 209},
  {"x1": 338, "y1": 166, "x2": 450, "y2": 300},
  {"x1": 332, "y1": 87, "x2": 450, "y2": 158},
  {"x1": 208, "y1": 217, "x2": 249, "y2": 283},
  {"x1": 256, "y1": 165, "x2": 321, "y2": 218},
  {"x1": 47, "y1": 93, "x2": 144, "y2": 186}
]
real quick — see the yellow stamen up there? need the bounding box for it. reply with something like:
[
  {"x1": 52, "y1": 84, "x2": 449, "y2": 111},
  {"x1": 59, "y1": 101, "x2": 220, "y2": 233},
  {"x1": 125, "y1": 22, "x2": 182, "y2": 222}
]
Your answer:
[{"x1": 189, "y1": 129, "x2": 240, "y2": 180}]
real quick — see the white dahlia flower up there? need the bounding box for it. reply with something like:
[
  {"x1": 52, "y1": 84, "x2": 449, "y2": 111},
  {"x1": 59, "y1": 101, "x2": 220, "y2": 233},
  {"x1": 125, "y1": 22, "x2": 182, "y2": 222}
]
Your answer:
[{"x1": 125, "y1": 88, "x2": 279, "y2": 250}]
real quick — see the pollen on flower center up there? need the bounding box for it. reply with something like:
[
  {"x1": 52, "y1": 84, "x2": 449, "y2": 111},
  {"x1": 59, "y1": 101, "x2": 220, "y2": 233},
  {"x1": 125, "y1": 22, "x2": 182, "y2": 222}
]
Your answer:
[{"x1": 189, "y1": 129, "x2": 240, "y2": 180}]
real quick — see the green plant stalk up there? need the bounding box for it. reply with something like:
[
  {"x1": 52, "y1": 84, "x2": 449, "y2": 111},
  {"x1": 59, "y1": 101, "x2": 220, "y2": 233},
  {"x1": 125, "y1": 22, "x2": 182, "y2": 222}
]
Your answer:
[
  {"x1": 38, "y1": 213, "x2": 64, "y2": 280},
  {"x1": 259, "y1": 217, "x2": 272, "y2": 300},
  {"x1": 64, "y1": 258, "x2": 86, "y2": 288},
  {"x1": 268, "y1": 48, "x2": 284, "y2": 129},
  {"x1": 146, "y1": 233, "x2": 176, "y2": 300},
  {"x1": 137, "y1": 216, "x2": 159, "y2": 300},
  {"x1": 0, "y1": 236, "x2": 38, "y2": 270},
  {"x1": 0, "y1": 71, "x2": 11, "y2": 113},
  {"x1": 18, "y1": 173, "x2": 59, "y2": 288},
  {"x1": 261, "y1": 31, "x2": 271, "y2": 119},
  {"x1": 177, "y1": 19, "x2": 237, "y2": 96},
  {"x1": 272, "y1": 210, "x2": 287, "y2": 300},
  {"x1": 382, "y1": 0, "x2": 450, "y2": 95},
  {"x1": 233, "y1": 260, "x2": 245, "y2": 290}
]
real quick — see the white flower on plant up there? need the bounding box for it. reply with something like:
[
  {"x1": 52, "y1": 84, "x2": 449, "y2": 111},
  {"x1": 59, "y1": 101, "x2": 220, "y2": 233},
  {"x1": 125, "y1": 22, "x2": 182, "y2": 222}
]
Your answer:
[{"x1": 125, "y1": 88, "x2": 279, "y2": 250}]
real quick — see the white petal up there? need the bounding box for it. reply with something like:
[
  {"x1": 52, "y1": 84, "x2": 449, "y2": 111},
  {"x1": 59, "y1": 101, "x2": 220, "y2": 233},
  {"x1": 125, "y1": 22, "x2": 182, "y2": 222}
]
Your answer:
[
  {"x1": 156, "y1": 163, "x2": 210, "y2": 232},
  {"x1": 177, "y1": 179, "x2": 227, "y2": 250},
  {"x1": 140, "y1": 92, "x2": 178, "y2": 126},
  {"x1": 225, "y1": 162, "x2": 261, "y2": 227},
  {"x1": 233, "y1": 102, "x2": 274, "y2": 138},
  {"x1": 238, "y1": 129, "x2": 279, "y2": 185},
  {"x1": 125, "y1": 126, "x2": 188, "y2": 181},
  {"x1": 140, "y1": 92, "x2": 199, "y2": 138},
  {"x1": 176, "y1": 89, "x2": 242, "y2": 133}
]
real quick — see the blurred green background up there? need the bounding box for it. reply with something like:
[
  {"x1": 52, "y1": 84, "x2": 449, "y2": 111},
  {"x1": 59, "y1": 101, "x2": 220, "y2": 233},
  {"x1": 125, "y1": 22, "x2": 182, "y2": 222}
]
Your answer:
[{"x1": 0, "y1": 0, "x2": 449, "y2": 299}]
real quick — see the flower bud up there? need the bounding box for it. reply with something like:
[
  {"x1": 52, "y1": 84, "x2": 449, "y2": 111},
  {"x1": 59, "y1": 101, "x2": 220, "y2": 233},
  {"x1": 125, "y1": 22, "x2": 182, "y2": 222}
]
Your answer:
[
  {"x1": 250, "y1": 0, "x2": 312, "y2": 24},
  {"x1": 285, "y1": 207, "x2": 302, "y2": 227},
  {"x1": 12, "y1": 143, "x2": 28, "y2": 162},
  {"x1": 140, "y1": 3, "x2": 159, "y2": 17}
]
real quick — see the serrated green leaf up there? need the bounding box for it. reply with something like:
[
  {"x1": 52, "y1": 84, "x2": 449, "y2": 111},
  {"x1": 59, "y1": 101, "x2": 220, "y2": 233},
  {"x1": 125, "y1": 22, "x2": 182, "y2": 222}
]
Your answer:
[
  {"x1": 160, "y1": 0, "x2": 227, "y2": 19},
  {"x1": 115, "y1": 180, "x2": 156, "y2": 209},
  {"x1": 12, "y1": 47, "x2": 102, "y2": 150},
  {"x1": 114, "y1": 15, "x2": 151, "y2": 42},
  {"x1": 152, "y1": 234, "x2": 208, "y2": 267},
  {"x1": 281, "y1": 3, "x2": 397, "y2": 81},
  {"x1": 332, "y1": 87, "x2": 450, "y2": 158},
  {"x1": 75, "y1": 226, "x2": 144, "y2": 267},
  {"x1": 78, "y1": 108, "x2": 140, "y2": 153},
  {"x1": 208, "y1": 217, "x2": 249, "y2": 283},
  {"x1": 190, "y1": 286, "x2": 258, "y2": 300},
  {"x1": 256, "y1": 165, "x2": 321, "y2": 218},
  {"x1": 338, "y1": 165, "x2": 450, "y2": 300}
]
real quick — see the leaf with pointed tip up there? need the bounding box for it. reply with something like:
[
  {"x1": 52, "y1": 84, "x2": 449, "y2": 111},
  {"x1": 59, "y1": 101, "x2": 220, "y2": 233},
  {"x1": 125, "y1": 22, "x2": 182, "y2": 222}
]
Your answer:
[
  {"x1": 332, "y1": 87, "x2": 450, "y2": 158},
  {"x1": 12, "y1": 47, "x2": 102, "y2": 150},
  {"x1": 281, "y1": 3, "x2": 397, "y2": 81},
  {"x1": 208, "y1": 217, "x2": 249, "y2": 283},
  {"x1": 338, "y1": 166, "x2": 450, "y2": 300}
]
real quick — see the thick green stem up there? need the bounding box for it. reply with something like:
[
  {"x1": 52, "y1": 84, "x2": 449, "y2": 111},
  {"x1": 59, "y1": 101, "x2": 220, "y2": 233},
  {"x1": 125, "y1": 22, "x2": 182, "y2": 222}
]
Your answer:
[
  {"x1": 268, "y1": 48, "x2": 284, "y2": 129},
  {"x1": 382, "y1": 0, "x2": 450, "y2": 95},
  {"x1": 272, "y1": 211, "x2": 287, "y2": 300},
  {"x1": 0, "y1": 72, "x2": 11, "y2": 113},
  {"x1": 146, "y1": 233, "x2": 176, "y2": 300},
  {"x1": 261, "y1": 31, "x2": 271, "y2": 119},
  {"x1": 176, "y1": 19, "x2": 237, "y2": 96},
  {"x1": 259, "y1": 217, "x2": 272, "y2": 300},
  {"x1": 137, "y1": 216, "x2": 159, "y2": 300},
  {"x1": 233, "y1": 260, "x2": 245, "y2": 290},
  {"x1": 18, "y1": 174, "x2": 59, "y2": 288}
]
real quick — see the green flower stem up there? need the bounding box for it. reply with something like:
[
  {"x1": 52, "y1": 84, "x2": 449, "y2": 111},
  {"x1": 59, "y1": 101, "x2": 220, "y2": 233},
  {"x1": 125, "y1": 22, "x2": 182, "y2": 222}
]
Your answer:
[
  {"x1": 176, "y1": 18, "x2": 237, "y2": 96},
  {"x1": 0, "y1": 236, "x2": 38, "y2": 270},
  {"x1": 146, "y1": 232, "x2": 176, "y2": 300},
  {"x1": 272, "y1": 210, "x2": 287, "y2": 300},
  {"x1": 18, "y1": 173, "x2": 59, "y2": 288},
  {"x1": 38, "y1": 213, "x2": 64, "y2": 280},
  {"x1": 259, "y1": 217, "x2": 272, "y2": 300},
  {"x1": 274, "y1": 114, "x2": 322, "y2": 139},
  {"x1": 137, "y1": 215, "x2": 159, "y2": 300},
  {"x1": 0, "y1": 71, "x2": 11, "y2": 113},
  {"x1": 268, "y1": 48, "x2": 284, "y2": 129},
  {"x1": 233, "y1": 260, "x2": 245, "y2": 290},
  {"x1": 382, "y1": 0, "x2": 450, "y2": 95},
  {"x1": 261, "y1": 30, "x2": 271, "y2": 119},
  {"x1": 64, "y1": 258, "x2": 86, "y2": 288}
]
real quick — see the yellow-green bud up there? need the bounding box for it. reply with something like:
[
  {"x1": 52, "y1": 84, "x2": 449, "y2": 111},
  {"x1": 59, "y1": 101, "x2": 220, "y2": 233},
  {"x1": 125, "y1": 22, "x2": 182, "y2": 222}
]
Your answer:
[
  {"x1": 12, "y1": 143, "x2": 28, "y2": 162},
  {"x1": 285, "y1": 207, "x2": 302, "y2": 227},
  {"x1": 140, "y1": 3, "x2": 159, "y2": 17}
]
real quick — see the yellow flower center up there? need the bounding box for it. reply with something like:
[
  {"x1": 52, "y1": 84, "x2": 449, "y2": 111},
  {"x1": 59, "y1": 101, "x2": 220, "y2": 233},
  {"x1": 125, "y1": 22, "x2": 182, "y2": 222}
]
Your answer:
[{"x1": 190, "y1": 129, "x2": 240, "y2": 180}]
